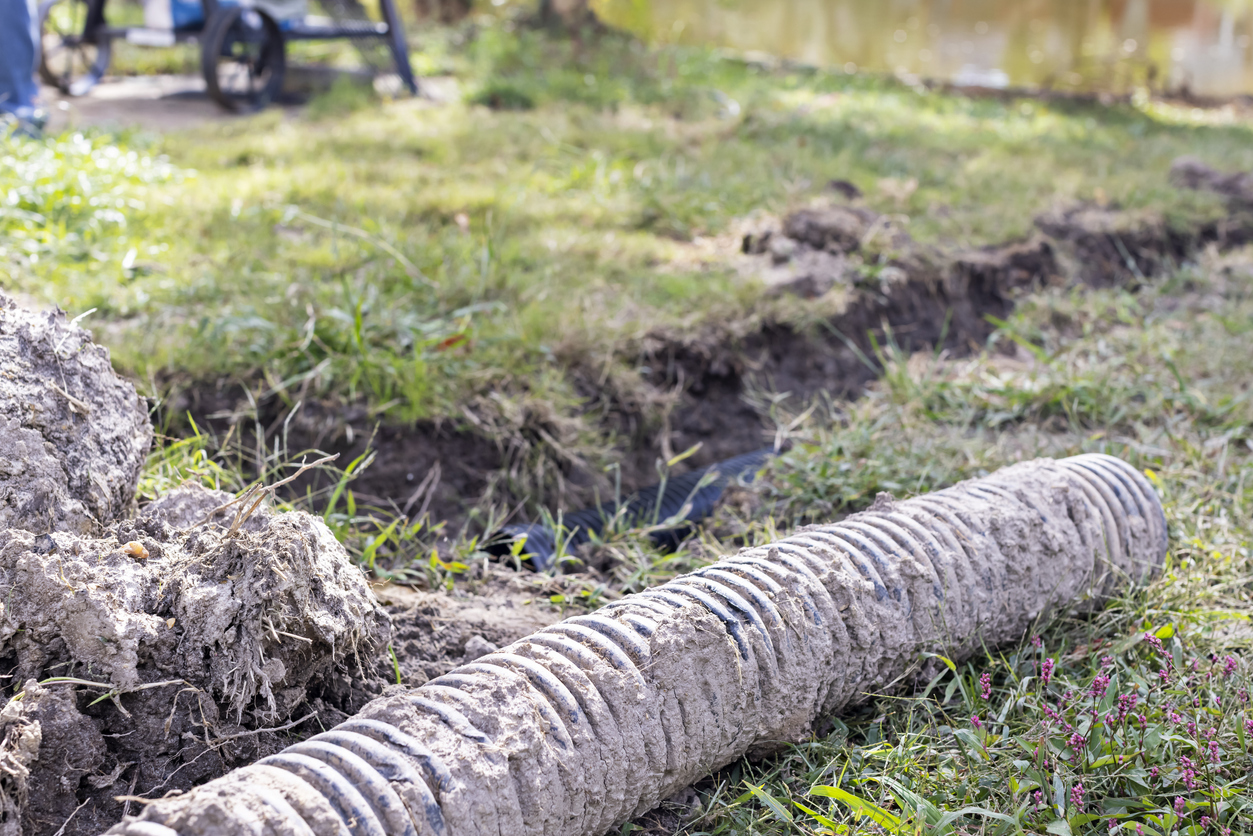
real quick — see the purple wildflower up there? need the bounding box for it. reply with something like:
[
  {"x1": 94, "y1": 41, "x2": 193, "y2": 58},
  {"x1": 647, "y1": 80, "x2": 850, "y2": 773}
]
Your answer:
[{"x1": 1090, "y1": 673, "x2": 1111, "y2": 700}]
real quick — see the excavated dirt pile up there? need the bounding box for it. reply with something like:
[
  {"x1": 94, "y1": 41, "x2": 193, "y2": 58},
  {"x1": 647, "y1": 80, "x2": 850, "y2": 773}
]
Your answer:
[
  {"x1": 0, "y1": 297, "x2": 392, "y2": 836},
  {"x1": 0, "y1": 298, "x2": 151, "y2": 534}
]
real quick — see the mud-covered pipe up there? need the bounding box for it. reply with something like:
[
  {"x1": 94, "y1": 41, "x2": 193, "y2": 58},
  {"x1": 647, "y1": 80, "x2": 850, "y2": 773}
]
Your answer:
[{"x1": 106, "y1": 454, "x2": 1166, "y2": 836}]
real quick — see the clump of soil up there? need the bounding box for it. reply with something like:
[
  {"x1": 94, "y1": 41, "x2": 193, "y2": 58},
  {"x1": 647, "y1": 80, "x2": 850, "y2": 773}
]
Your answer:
[
  {"x1": 0, "y1": 296, "x2": 151, "y2": 535},
  {"x1": 0, "y1": 485, "x2": 392, "y2": 835},
  {"x1": 1170, "y1": 156, "x2": 1253, "y2": 208},
  {"x1": 0, "y1": 297, "x2": 399, "y2": 836}
]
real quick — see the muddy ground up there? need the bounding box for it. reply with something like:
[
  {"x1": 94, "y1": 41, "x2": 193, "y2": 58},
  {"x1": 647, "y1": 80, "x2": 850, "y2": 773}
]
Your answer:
[{"x1": 5, "y1": 160, "x2": 1251, "y2": 836}]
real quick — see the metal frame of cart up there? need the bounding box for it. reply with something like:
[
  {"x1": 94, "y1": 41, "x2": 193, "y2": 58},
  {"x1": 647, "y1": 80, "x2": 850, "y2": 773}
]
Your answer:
[{"x1": 38, "y1": 0, "x2": 418, "y2": 111}]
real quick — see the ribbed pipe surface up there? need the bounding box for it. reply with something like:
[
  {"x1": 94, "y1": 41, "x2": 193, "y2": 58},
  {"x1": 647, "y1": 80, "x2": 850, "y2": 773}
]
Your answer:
[{"x1": 106, "y1": 454, "x2": 1167, "y2": 836}]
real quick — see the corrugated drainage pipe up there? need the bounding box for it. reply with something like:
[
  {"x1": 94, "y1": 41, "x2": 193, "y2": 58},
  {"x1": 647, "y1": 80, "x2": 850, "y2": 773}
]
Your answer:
[{"x1": 107, "y1": 453, "x2": 1166, "y2": 836}]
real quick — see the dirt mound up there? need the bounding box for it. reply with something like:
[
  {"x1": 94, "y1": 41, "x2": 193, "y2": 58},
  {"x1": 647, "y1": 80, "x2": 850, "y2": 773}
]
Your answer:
[
  {"x1": 0, "y1": 296, "x2": 151, "y2": 534},
  {"x1": 1036, "y1": 204, "x2": 1192, "y2": 287},
  {"x1": 1170, "y1": 156, "x2": 1253, "y2": 207},
  {"x1": 0, "y1": 299, "x2": 395, "y2": 836},
  {"x1": 0, "y1": 485, "x2": 391, "y2": 835}
]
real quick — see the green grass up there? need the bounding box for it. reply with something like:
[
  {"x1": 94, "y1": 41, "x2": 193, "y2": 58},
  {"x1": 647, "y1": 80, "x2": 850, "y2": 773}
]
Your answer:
[{"x1": 6, "y1": 20, "x2": 1251, "y2": 463}]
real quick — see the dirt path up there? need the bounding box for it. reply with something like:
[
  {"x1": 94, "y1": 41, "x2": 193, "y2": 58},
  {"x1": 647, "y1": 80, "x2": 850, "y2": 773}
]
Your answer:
[
  {"x1": 41, "y1": 73, "x2": 459, "y2": 134},
  {"x1": 42, "y1": 76, "x2": 234, "y2": 134}
]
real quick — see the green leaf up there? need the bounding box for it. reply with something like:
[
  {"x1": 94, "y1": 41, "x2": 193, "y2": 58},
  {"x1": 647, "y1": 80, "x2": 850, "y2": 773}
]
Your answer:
[
  {"x1": 666, "y1": 442, "x2": 703, "y2": 468},
  {"x1": 1047, "y1": 819, "x2": 1073, "y2": 836},
  {"x1": 921, "y1": 651, "x2": 958, "y2": 672},
  {"x1": 388, "y1": 643, "x2": 402, "y2": 685},
  {"x1": 810, "y1": 785, "x2": 900, "y2": 829},
  {"x1": 747, "y1": 784, "x2": 793, "y2": 823},
  {"x1": 875, "y1": 776, "x2": 942, "y2": 824},
  {"x1": 792, "y1": 800, "x2": 840, "y2": 829},
  {"x1": 953, "y1": 727, "x2": 988, "y2": 758},
  {"x1": 936, "y1": 806, "x2": 1025, "y2": 835},
  {"x1": 362, "y1": 516, "x2": 401, "y2": 571}
]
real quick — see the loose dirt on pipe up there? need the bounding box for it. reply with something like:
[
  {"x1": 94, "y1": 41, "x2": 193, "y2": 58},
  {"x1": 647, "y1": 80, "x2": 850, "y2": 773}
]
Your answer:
[{"x1": 106, "y1": 453, "x2": 1166, "y2": 836}]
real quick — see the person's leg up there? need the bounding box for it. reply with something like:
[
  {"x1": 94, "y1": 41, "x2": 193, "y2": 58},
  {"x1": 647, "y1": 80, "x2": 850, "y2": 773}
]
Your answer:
[{"x1": 0, "y1": 0, "x2": 41, "y2": 119}]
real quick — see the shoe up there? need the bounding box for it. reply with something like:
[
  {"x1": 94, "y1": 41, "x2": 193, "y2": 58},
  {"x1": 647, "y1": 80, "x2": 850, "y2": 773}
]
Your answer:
[{"x1": 3, "y1": 107, "x2": 46, "y2": 138}]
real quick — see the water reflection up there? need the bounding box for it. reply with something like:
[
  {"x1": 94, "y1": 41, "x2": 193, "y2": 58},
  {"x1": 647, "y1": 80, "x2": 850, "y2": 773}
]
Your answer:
[{"x1": 593, "y1": 0, "x2": 1253, "y2": 98}]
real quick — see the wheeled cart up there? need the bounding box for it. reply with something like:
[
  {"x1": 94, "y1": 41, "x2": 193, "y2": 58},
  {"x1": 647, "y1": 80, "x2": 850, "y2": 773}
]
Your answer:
[{"x1": 38, "y1": 0, "x2": 418, "y2": 111}]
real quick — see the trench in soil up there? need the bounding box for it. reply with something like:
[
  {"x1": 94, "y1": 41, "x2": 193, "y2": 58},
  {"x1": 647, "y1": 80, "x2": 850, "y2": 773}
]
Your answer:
[
  {"x1": 177, "y1": 199, "x2": 1252, "y2": 532},
  {"x1": 25, "y1": 193, "x2": 1250, "y2": 836}
]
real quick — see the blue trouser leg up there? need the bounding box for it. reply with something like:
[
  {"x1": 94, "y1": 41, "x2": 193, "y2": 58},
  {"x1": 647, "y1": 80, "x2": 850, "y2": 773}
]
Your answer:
[{"x1": 0, "y1": 0, "x2": 40, "y2": 116}]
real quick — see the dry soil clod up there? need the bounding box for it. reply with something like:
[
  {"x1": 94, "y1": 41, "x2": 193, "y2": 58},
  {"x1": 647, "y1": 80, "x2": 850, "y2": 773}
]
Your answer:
[
  {"x1": 0, "y1": 296, "x2": 151, "y2": 535},
  {"x1": 0, "y1": 297, "x2": 392, "y2": 836}
]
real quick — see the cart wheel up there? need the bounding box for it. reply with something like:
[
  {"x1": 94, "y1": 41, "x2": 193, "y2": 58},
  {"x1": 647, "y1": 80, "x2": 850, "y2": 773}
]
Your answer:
[
  {"x1": 38, "y1": 0, "x2": 111, "y2": 96},
  {"x1": 202, "y1": 5, "x2": 285, "y2": 112}
]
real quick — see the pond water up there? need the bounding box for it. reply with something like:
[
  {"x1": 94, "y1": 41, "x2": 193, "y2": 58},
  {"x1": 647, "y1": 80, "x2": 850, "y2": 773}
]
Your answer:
[{"x1": 593, "y1": 0, "x2": 1253, "y2": 99}]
